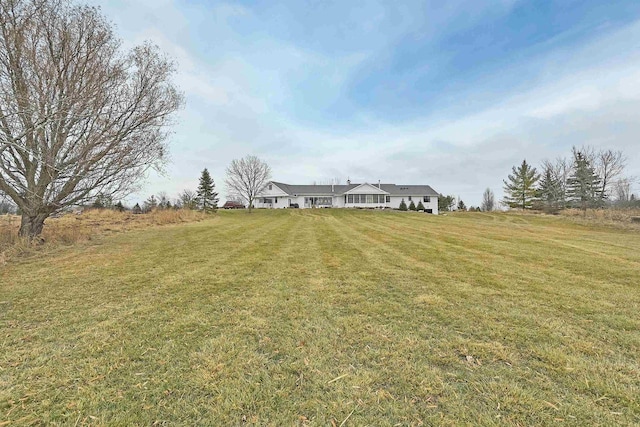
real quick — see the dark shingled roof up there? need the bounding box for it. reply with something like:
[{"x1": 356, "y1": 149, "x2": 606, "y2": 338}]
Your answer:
[
  {"x1": 271, "y1": 182, "x2": 439, "y2": 196},
  {"x1": 379, "y1": 184, "x2": 439, "y2": 196},
  {"x1": 271, "y1": 182, "x2": 359, "y2": 195}
]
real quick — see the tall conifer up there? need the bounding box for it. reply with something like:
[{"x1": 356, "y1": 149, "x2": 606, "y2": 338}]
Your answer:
[
  {"x1": 567, "y1": 149, "x2": 601, "y2": 211},
  {"x1": 197, "y1": 168, "x2": 219, "y2": 213},
  {"x1": 503, "y1": 160, "x2": 540, "y2": 209}
]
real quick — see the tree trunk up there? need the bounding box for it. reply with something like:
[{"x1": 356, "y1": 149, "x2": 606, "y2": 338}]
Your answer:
[{"x1": 18, "y1": 213, "x2": 48, "y2": 240}]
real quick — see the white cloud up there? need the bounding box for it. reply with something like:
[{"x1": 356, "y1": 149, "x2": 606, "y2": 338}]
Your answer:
[{"x1": 87, "y1": 1, "x2": 640, "y2": 206}]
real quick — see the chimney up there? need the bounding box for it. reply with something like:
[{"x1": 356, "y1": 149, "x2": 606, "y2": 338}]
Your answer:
[
  {"x1": 378, "y1": 180, "x2": 381, "y2": 189},
  {"x1": 331, "y1": 183, "x2": 334, "y2": 192},
  {"x1": 347, "y1": 177, "x2": 351, "y2": 185}
]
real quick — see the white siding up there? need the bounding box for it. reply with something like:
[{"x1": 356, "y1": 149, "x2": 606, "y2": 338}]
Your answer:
[{"x1": 254, "y1": 181, "x2": 438, "y2": 213}]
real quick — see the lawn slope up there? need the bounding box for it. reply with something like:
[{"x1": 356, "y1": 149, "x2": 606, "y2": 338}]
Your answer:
[{"x1": 1, "y1": 210, "x2": 639, "y2": 426}]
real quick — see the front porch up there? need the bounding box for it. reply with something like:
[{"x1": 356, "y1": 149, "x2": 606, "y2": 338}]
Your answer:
[{"x1": 304, "y1": 196, "x2": 333, "y2": 208}]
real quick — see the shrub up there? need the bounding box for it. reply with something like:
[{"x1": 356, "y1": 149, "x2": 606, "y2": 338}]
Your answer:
[
  {"x1": 399, "y1": 199, "x2": 408, "y2": 211},
  {"x1": 409, "y1": 201, "x2": 417, "y2": 211},
  {"x1": 416, "y1": 201, "x2": 425, "y2": 211}
]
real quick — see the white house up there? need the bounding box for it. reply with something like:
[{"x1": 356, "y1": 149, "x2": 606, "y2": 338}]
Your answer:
[{"x1": 254, "y1": 181, "x2": 439, "y2": 214}]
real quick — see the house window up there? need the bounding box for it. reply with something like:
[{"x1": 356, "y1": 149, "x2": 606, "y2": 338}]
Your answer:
[
  {"x1": 408, "y1": 196, "x2": 412, "y2": 201},
  {"x1": 385, "y1": 196, "x2": 390, "y2": 203},
  {"x1": 263, "y1": 198, "x2": 273, "y2": 204},
  {"x1": 423, "y1": 196, "x2": 430, "y2": 203},
  {"x1": 347, "y1": 194, "x2": 354, "y2": 203},
  {"x1": 275, "y1": 197, "x2": 278, "y2": 203},
  {"x1": 366, "y1": 194, "x2": 374, "y2": 204},
  {"x1": 268, "y1": 184, "x2": 272, "y2": 190}
]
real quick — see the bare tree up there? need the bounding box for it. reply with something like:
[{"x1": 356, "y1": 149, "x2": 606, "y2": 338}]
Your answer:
[
  {"x1": 555, "y1": 156, "x2": 571, "y2": 208},
  {"x1": 0, "y1": 0, "x2": 183, "y2": 238},
  {"x1": 179, "y1": 189, "x2": 197, "y2": 210},
  {"x1": 614, "y1": 177, "x2": 633, "y2": 204},
  {"x1": 481, "y1": 188, "x2": 495, "y2": 212},
  {"x1": 225, "y1": 155, "x2": 271, "y2": 212},
  {"x1": 157, "y1": 191, "x2": 170, "y2": 209},
  {"x1": 595, "y1": 149, "x2": 626, "y2": 200}
]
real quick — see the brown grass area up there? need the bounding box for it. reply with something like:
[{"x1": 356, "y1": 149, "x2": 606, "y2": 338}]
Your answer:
[
  {"x1": 0, "y1": 209, "x2": 207, "y2": 265},
  {"x1": 559, "y1": 208, "x2": 640, "y2": 230}
]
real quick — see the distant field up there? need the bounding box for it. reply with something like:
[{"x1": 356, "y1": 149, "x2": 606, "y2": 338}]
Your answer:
[{"x1": 1, "y1": 209, "x2": 638, "y2": 426}]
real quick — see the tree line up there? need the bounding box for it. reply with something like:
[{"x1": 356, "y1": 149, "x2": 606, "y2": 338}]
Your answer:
[
  {"x1": 70, "y1": 167, "x2": 220, "y2": 214},
  {"x1": 82, "y1": 155, "x2": 272, "y2": 216},
  {"x1": 503, "y1": 146, "x2": 635, "y2": 212}
]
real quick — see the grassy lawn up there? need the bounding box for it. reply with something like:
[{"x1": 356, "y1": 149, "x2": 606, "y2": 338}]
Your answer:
[{"x1": 1, "y1": 209, "x2": 639, "y2": 426}]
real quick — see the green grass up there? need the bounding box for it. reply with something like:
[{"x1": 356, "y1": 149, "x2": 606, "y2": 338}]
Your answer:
[{"x1": 1, "y1": 209, "x2": 639, "y2": 426}]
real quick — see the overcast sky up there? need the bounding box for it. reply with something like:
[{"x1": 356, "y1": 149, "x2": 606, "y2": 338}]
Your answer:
[{"x1": 89, "y1": 0, "x2": 640, "y2": 207}]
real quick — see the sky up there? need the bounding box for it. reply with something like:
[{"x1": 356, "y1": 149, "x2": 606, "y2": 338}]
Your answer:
[{"x1": 87, "y1": 0, "x2": 640, "y2": 207}]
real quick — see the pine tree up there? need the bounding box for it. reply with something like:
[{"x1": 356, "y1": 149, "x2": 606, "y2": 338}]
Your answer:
[
  {"x1": 132, "y1": 203, "x2": 142, "y2": 214},
  {"x1": 567, "y1": 149, "x2": 602, "y2": 212},
  {"x1": 416, "y1": 201, "x2": 425, "y2": 211},
  {"x1": 114, "y1": 201, "x2": 126, "y2": 212},
  {"x1": 503, "y1": 159, "x2": 540, "y2": 209},
  {"x1": 457, "y1": 199, "x2": 466, "y2": 211},
  {"x1": 399, "y1": 199, "x2": 408, "y2": 211},
  {"x1": 143, "y1": 195, "x2": 158, "y2": 212},
  {"x1": 438, "y1": 194, "x2": 456, "y2": 212},
  {"x1": 538, "y1": 168, "x2": 562, "y2": 212},
  {"x1": 92, "y1": 193, "x2": 112, "y2": 209},
  {"x1": 409, "y1": 200, "x2": 417, "y2": 211},
  {"x1": 197, "y1": 168, "x2": 219, "y2": 213}
]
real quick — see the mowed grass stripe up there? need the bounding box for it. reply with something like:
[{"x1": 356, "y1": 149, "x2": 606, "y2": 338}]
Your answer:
[
  {"x1": 350, "y1": 210, "x2": 639, "y2": 292},
  {"x1": 1, "y1": 209, "x2": 639, "y2": 425}
]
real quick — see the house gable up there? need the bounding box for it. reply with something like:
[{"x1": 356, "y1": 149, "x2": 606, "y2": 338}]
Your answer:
[
  {"x1": 258, "y1": 181, "x2": 290, "y2": 197},
  {"x1": 343, "y1": 183, "x2": 389, "y2": 195}
]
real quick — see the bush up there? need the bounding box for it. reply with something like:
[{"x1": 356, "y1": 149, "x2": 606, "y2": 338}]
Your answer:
[
  {"x1": 399, "y1": 199, "x2": 408, "y2": 211},
  {"x1": 409, "y1": 201, "x2": 417, "y2": 211},
  {"x1": 416, "y1": 201, "x2": 425, "y2": 211}
]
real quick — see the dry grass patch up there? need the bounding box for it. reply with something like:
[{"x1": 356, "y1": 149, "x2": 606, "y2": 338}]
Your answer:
[
  {"x1": 0, "y1": 209, "x2": 207, "y2": 264},
  {"x1": 559, "y1": 208, "x2": 640, "y2": 230}
]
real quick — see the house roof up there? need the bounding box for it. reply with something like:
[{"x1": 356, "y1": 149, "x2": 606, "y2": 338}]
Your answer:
[
  {"x1": 379, "y1": 184, "x2": 439, "y2": 196},
  {"x1": 270, "y1": 181, "x2": 439, "y2": 196}
]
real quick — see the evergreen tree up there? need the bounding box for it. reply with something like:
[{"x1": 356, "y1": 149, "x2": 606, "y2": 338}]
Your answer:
[
  {"x1": 409, "y1": 200, "x2": 417, "y2": 211},
  {"x1": 457, "y1": 199, "x2": 466, "y2": 211},
  {"x1": 114, "y1": 201, "x2": 126, "y2": 212},
  {"x1": 567, "y1": 148, "x2": 602, "y2": 211},
  {"x1": 416, "y1": 201, "x2": 425, "y2": 211},
  {"x1": 197, "y1": 168, "x2": 219, "y2": 213},
  {"x1": 132, "y1": 203, "x2": 142, "y2": 214},
  {"x1": 399, "y1": 199, "x2": 408, "y2": 211},
  {"x1": 438, "y1": 194, "x2": 456, "y2": 212},
  {"x1": 503, "y1": 159, "x2": 540, "y2": 209},
  {"x1": 92, "y1": 193, "x2": 112, "y2": 209},
  {"x1": 144, "y1": 195, "x2": 158, "y2": 212},
  {"x1": 538, "y1": 167, "x2": 563, "y2": 212}
]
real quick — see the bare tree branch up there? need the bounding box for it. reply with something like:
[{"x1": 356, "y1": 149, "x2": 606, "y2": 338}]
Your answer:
[
  {"x1": 224, "y1": 155, "x2": 271, "y2": 213},
  {"x1": 0, "y1": 0, "x2": 183, "y2": 237}
]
